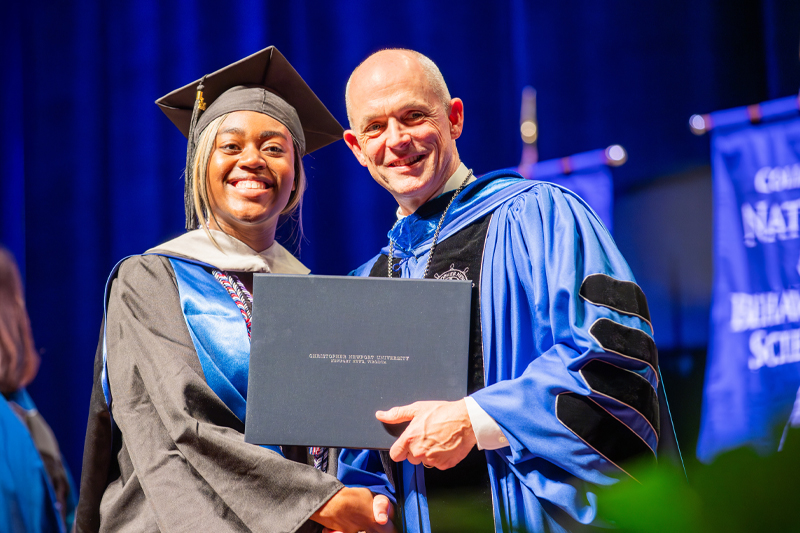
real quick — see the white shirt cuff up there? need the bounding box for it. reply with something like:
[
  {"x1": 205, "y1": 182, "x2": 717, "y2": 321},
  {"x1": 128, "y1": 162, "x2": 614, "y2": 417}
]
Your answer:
[{"x1": 464, "y1": 396, "x2": 509, "y2": 450}]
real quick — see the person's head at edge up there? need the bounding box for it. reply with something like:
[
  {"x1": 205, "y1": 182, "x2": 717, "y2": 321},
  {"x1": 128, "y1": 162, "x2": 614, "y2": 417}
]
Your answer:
[
  {"x1": 0, "y1": 246, "x2": 39, "y2": 395},
  {"x1": 343, "y1": 49, "x2": 465, "y2": 216}
]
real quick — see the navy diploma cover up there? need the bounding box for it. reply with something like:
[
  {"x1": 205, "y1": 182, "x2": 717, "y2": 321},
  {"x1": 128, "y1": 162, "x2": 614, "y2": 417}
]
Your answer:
[{"x1": 244, "y1": 274, "x2": 472, "y2": 449}]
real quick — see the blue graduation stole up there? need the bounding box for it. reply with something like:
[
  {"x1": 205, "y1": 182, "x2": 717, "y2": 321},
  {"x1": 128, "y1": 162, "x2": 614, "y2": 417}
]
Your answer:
[{"x1": 101, "y1": 255, "x2": 282, "y2": 456}]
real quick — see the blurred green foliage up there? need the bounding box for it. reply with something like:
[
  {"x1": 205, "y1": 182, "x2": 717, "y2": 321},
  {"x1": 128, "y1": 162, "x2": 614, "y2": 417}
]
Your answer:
[
  {"x1": 426, "y1": 488, "x2": 496, "y2": 532},
  {"x1": 413, "y1": 431, "x2": 800, "y2": 531},
  {"x1": 595, "y1": 429, "x2": 800, "y2": 533}
]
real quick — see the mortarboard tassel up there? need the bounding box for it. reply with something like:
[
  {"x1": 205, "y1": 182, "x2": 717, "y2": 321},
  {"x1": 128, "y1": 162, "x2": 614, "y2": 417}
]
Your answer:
[{"x1": 184, "y1": 76, "x2": 207, "y2": 230}]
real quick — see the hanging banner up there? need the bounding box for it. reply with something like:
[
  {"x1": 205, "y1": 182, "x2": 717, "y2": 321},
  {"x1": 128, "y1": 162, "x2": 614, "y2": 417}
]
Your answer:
[
  {"x1": 518, "y1": 148, "x2": 617, "y2": 233},
  {"x1": 697, "y1": 97, "x2": 800, "y2": 461}
]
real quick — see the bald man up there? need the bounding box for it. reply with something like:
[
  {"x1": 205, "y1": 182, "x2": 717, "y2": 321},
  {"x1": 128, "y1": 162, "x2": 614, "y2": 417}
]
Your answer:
[{"x1": 343, "y1": 49, "x2": 660, "y2": 533}]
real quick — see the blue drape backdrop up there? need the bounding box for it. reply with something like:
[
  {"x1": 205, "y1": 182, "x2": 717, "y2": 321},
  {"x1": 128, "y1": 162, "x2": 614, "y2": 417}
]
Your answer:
[{"x1": 2, "y1": 0, "x2": 799, "y2": 483}]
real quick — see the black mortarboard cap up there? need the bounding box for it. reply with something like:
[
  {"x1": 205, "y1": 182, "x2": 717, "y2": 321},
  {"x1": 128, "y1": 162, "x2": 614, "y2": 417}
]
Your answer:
[{"x1": 155, "y1": 46, "x2": 344, "y2": 229}]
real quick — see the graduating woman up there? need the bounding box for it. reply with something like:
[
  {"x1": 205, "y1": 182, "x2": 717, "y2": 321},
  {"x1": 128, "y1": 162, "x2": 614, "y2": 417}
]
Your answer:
[{"x1": 74, "y1": 47, "x2": 394, "y2": 533}]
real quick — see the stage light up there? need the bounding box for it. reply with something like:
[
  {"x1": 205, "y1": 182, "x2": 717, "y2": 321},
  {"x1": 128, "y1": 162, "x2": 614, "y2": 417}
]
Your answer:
[
  {"x1": 605, "y1": 145, "x2": 627, "y2": 166},
  {"x1": 520, "y1": 86, "x2": 538, "y2": 146},
  {"x1": 690, "y1": 114, "x2": 708, "y2": 135},
  {"x1": 520, "y1": 120, "x2": 538, "y2": 143}
]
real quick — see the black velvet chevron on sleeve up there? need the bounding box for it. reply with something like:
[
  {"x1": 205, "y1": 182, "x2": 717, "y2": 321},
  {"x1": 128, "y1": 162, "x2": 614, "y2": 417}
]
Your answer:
[
  {"x1": 579, "y1": 360, "x2": 660, "y2": 436},
  {"x1": 579, "y1": 274, "x2": 651, "y2": 325},
  {"x1": 557, "y1": 307, "x2": 661, "y2": 472},
  {"x1": 589, "y1": 318, "x2": 658, "y2": 371},
  {"x1": 556, "y1": 393, "x2": 656, "y2": 468}
]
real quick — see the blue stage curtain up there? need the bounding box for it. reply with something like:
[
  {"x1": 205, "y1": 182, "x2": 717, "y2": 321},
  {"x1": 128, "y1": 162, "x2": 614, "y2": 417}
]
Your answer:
[
  {"x1": 698, "y1": 105, "x2": 800, "y2": 461},
  {"x1": 2, "y1": 0, "x2": 798, "y2": 485}
]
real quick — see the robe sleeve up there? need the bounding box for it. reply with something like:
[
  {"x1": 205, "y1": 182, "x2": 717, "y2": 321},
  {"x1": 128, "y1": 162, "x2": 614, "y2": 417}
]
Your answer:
[
  {"x1": 471, "y1": 184, "x2": 659, "y2": 513},
  {"x1": 100, "y1": 254, "x2": 342, "y2": 532},
  {"x1": 73, "y1": 324, "x2": 114, "y2": 532}
]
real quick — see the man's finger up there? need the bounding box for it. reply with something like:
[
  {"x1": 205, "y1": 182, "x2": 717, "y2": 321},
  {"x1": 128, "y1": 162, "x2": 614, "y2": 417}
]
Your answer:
[
  {"x1": 389, "y1": 437, "x2": 410, "y2": 462},
  {"x1": 375, "y1": 404, "x2": 416, "y2": 423}
]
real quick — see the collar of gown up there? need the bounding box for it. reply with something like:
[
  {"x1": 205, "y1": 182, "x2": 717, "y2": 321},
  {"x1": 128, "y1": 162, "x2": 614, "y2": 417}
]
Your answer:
[
  {"x1": 394, "y1": 163, "x2": 476, "y2": 221},
  {"x1": 146, "y1": 229, "x2": 310, "y2": 274},
  {"x1": 387, "y1": 164, "x2": 523, "y2": 254}
]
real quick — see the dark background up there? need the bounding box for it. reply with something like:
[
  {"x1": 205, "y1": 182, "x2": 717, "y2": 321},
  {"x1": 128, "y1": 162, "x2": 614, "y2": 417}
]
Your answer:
[{"x1": 1, "y1": 0, "x2": 799, "y2": 484}]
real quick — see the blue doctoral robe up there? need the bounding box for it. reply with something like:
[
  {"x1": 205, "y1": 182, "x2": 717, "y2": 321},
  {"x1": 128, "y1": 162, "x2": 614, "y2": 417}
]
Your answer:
[
  {"x1": 353, "y1": 171, "x2": 658, "y2": 532},
  {"x1": 0, "y1": 393, "x2": 64, "y2": 533}
]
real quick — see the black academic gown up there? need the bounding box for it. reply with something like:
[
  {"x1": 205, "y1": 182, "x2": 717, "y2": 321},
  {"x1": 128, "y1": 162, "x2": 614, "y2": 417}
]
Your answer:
[{"x1": 75, "y1": 239, "x2": 343, "y2": 532}]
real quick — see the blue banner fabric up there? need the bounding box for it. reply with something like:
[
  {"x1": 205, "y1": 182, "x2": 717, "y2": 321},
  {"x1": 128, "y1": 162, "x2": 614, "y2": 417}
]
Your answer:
[{"x1": 698, "y1": 112, "x2": 800, "y2": 461}]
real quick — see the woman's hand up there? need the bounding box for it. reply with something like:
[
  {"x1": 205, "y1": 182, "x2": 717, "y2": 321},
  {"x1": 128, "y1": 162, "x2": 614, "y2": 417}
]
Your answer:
[{"x1": 312, "y1": 487, "x2": 396, "y2": 533}]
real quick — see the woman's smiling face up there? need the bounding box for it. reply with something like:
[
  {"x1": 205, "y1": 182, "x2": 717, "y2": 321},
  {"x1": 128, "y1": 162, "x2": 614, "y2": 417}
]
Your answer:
[{"x1": 206, "y1": 111, "x2": 296, "y2": 242}]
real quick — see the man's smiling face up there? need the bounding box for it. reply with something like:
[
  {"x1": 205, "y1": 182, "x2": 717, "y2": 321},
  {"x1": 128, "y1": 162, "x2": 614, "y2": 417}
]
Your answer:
[{"x1": 344, "y1": 51, "x2": 464, "y2": 215}]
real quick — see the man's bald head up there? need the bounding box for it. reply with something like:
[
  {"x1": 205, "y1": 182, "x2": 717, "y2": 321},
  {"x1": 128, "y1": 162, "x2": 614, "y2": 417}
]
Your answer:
[
  {"x1": 345, "y1": 49, "x2": 451, "y2": 128},
  {"x1": 342, "y1": 47, "x2": 464, "y2": 215}
]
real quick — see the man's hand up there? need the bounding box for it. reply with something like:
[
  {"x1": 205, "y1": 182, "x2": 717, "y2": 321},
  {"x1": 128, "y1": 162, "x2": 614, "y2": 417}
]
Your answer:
[
  {"x1": 376, "y1": 399, "x2": 477, "y2": 469},
  {"x1": 312, "y1": 487, "x2": 395, "y2": 533}
]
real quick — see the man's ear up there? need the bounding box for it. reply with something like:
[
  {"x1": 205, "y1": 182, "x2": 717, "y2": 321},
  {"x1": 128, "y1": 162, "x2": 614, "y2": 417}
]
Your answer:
[
  {"x1": 448, "y1": 98, "x2": 464, "y2": 140},
  {"x1": 343, "y1": 130, "x2": 369, "y2": 167}
]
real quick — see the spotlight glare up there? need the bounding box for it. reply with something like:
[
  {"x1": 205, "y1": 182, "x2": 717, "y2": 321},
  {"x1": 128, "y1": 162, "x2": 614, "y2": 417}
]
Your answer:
[
  {"x1": 520, "y1": 120, "x2": 538, "y2": 143},
  {"x1": 605, "y1": 145, "x2": 627, "y2": 166},
  {"x1": 690, "y1": 114, "x2": 707, "y2": 135}
]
